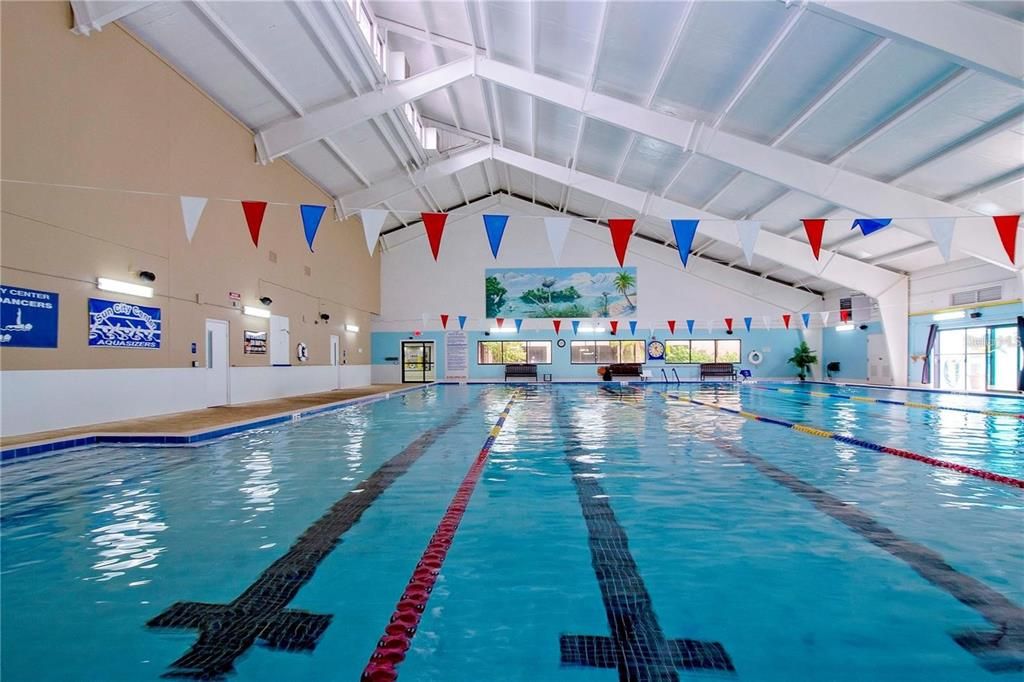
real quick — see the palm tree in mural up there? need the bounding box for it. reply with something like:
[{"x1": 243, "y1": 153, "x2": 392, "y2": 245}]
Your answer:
[{"x1": 613, "y1": 270, "x2": 636, "y2": 310}]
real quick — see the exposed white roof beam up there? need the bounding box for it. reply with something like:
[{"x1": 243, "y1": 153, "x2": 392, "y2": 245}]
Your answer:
[
  {"x1": 943, "y1": 166, "x2": 1024, "y2": 204},
  {"x1": 416, "y1": 1, "x2": 465, "y2": 133},
  {"x1": 460, "y1": 1, "x2": 495, "y2": 142},
  {"x1": 865, "y1": 241, "x2": 936, "y2": 266},
  {"x1": 374, "y1": 16, "x2": 483, "y2": 56},
  {"x1": 70, "y1": 0, "x2": 151, "y2": 35},
  {"x1": 806, "y1": 0, "x2": 1024, "y2": 86}
]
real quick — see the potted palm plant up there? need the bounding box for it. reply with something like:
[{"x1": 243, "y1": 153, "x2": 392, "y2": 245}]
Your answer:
[{"x1": 787, "y1": 341, "x2": 818, "y2": 380}]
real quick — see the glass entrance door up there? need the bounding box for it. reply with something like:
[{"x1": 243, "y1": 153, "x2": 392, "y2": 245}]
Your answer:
[
  {"x1": 935, "y1": 324, "x2": 1021, "y2": 392},
  {"x1": 401, "y1": 341, "x2": 436, "y2": 383}
]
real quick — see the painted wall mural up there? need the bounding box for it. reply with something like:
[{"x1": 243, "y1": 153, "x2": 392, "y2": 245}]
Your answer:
[{"x1": 485, "y1": 267, "x2": 638, "y2": 319}]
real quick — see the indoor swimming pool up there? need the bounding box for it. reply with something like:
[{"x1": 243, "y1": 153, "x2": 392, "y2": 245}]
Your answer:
[{"x1": 1, "y1": 383, "x2": 1021, "y2": 681}]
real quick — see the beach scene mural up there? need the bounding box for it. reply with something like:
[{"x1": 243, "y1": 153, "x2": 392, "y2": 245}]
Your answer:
[{"x1": 485, "y1": 267, "x2": 638, "y2": 319}]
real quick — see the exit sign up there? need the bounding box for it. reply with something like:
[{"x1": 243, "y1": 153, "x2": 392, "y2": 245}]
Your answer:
[{"x1": 228, "y1": 292, "x2": 241, "y2": 301}]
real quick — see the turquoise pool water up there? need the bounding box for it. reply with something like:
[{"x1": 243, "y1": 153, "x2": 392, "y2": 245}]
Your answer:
[{"x1": 1, "y1": 383, "x2": 1021, "y2": 681}]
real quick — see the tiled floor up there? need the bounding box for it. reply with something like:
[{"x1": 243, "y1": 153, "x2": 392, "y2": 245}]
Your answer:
[{"x1": 0, "y1": 385, "x2": 406, "y2": 449}]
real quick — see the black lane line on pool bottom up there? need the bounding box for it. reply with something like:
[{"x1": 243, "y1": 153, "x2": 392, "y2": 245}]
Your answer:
[
  {"x1": 645, "y1": 395, "x2": 1024, "y2": 674},
  {"x1": 147, "y1": 403, "x2": 474, "y2": 680},
  {"x1": 553, "y1": 395, "x2": 735, "y2": 681}
]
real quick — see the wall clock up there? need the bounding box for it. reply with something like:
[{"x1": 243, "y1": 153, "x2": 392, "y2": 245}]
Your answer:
[{"x1": 647, "y1": 340, "x2": 665, "y2": 360}]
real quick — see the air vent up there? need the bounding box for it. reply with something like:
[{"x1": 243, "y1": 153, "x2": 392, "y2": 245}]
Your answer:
[{"x1": 951, "y1": 286, "x2": 1001, "y2": 306}]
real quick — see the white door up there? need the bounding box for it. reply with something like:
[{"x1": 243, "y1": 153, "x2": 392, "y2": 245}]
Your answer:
[
  {"x1": 866, "y1": 333, "x2": 892, "y2": 385},
  {"x1": 269, "y1": 315, "x2": 290, "y2": 366},
  {"x1": 330, "y1": 335, "x2": 341, "y2": 389},
  {"x1": 205, "y1": 319, "x2": 229, "y2": 407}
]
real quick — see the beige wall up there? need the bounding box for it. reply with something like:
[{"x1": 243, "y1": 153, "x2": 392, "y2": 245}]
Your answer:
[{"x1": 0, "y1": 1, "x2": 379, "y2": 371}]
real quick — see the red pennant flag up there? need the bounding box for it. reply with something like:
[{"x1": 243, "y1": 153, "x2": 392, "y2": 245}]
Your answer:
[
  {"x1": 724, "y1": 318, "x2": 733, "y2": 333},
  {"x1": 241, "y1": 201, "x2": 268, "y2": 247},
  {"x1": 840, "y1": 310, "x2": 850, "y2": 322},
  {"x1": 802, "y1": 219, "x2": 826, "y2": 260},
  {"x1": 421, "y1": 212, "x2": 448, "y2": 261},
  {"x1": 608, "y1": 219, "x2": 635, "y2": 267},
  {"x1": 610, "y1": 320, "x2": 619, "y2": 334},
  {"x1": 993, "y1": 215, "x2": 1019, "y2": 264},
  {"x1": 782, "y1": 314, "x2": 791, "y2": 329},
  {"x1": 553, "y1": 320, "x2": 562, "y2": 335},
  {"x1": 440, "y1": 314, "x2": 449, "y2": 329},
  {"x1": 496, "y1": 317, "x2": 504, "y2": 328},
  {"x1": 667, "y1": 320, "x2": 676, "y2": 334}
]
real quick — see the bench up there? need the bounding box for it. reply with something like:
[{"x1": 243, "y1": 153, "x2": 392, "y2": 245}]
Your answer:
[
  {"x1": 504, "y1": 363, "x2": 538, "y2": 381},
  {"x1": 699, "y1": 363, "x2": 737, "y2": 381},
  {"x1": 608, "y1": 363, "x2": 644, "y2": 378}
]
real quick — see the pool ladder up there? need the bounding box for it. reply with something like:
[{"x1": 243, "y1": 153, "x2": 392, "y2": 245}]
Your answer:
[{"x1": 660, "y1": 368, "x2": 681, "y2": 385}]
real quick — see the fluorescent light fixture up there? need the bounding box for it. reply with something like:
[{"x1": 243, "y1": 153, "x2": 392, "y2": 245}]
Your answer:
[
  {"x1": 834, "y1": 324, "x2": 855, "y2": 332},
  {"x1": 489, "y1": 327, "x2": 516, "y2": 334},
  {"x1": 243, "y1": 306, "x2": 271, "y2": 319},
  {"x1": 578, "y1": 326, "x2": 606, "y2": 333},
  {"x1": 97, "y1": 277, "x2": 153, "y2": 298},
  {"x1": 345, "y1": 324, "x2": 360, "y2": 332},
  {"x1": 933, "y1": 310, "x2": 965, "y2": 321}
]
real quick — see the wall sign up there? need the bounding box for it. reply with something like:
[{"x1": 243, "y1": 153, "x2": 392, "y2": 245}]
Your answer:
[
  {"x1": 244, "y1": 330, "x2": 267, "y2": 354},
  {"x1": 88, "y1": 298, "x2": 161, "y2": 349},
  {"x1": 445, "y1": 330, "x2": 468, "y2": 380},
  {"x1": 0, "y1": 284, "x2": 59, "y2": 348}
]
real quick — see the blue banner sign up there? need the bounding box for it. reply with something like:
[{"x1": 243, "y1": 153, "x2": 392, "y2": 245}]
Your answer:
[
  {"x1": 88, "y1": 298, "x2": 162, "y2": 349},
  {"x1": 0, "y1": 284, "x2": 59, "y2": 348}
]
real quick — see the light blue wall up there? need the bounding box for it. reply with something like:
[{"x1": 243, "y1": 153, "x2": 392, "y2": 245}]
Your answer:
[
  {"x1": 907, "y1": 301, "x2": 1022, "y2": 384},
  {"x1": 821, "y1": 321, "x2": 879, "y2": 381}
]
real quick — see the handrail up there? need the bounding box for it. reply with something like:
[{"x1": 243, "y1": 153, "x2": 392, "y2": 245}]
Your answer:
[
  {"x1": 671, "y1": 368, "x2": 680, "y2": 385},
  {"x1": 660, "y1": 368, "x2": 668, "y2": 383}
]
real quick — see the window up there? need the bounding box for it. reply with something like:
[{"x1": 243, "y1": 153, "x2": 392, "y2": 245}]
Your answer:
[
  {"x1": 477, "y1": 340, "x2": 551, "y2": 365},
  {"x1": 664, "y1": 339, "x2": 742, "y2": 363},
  {"x1": 936, "y1": 324, "x2": 1020, "y2": 392},
  {"x1": 569, "y1": 340, "x2": 646, "y2": 364}
]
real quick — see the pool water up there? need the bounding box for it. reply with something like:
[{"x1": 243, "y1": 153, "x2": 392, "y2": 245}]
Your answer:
[{"x1": 1, "y1": 383, "x2": 1021, "y2": 681}]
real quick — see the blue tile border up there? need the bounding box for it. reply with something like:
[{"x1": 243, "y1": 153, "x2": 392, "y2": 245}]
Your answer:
[{"x1": 1, "y1": 384, "x2": 432, "y2": 463}]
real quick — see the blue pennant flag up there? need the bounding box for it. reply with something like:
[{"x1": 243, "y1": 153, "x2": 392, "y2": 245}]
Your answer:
[
  {"x1": 458, "y1": 315, "x2": 467, "y2": 330},
  {"x1": 300, "y1": 204, "x2": 327, "y2": 252},
  {"x1": 514, "y1": 318, "x2": 523, "y2": 333},
  {"x1": 571, "y1": 320, "x2": 580, "y2": 336},
  {"x1": 802, "y1": 312, "x2": 811, "y2": 329},
  {"x1": 851, "y1": 218, "x2": 892, "y2": 236},
  {"x1": 483, "y1": 214, "x2": 509, "y2": 259},
  {"x1": 670, "y1": 219, "x2": 700, "y2": 267},
  {"x1": 629, "y1": 320, "x2": 637, "y2": 336},
  {"x1": 743, "y1": 317, "x2": 752, "y2": 332},
  {"x1": 686, "y1": 319, "x2": 695, "y2": 335}
]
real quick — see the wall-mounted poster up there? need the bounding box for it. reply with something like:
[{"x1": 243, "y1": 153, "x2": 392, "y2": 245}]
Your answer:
[
  {"x1": 88, "y1": 298, "x2": 161, "y2": 349},
  {"x1": 485, "y1": 267, "x2": 637, "y2": 319},
  {"x1": 0, "y1": 284, "x2": 59, "y2": 348},
  {"x1": 244, "y1": 330, "x2": 267, "y2": 354}
]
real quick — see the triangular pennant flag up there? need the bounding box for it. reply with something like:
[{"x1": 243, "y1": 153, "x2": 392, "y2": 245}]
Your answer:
[
  {"x1": 458, "y1": 315, "x2": 467, "y2": 330},
  {"x1": 819, "y1": 311, "x2": 829, "y2": 326},
  {"x1": 608, "y1": 219, "x2": 635, "y2": 267},
  {"x1": 743, "y1": 317, "x2": 752, "y2": 332},
  {"x1": 670, "y1": 220, "x2": 700, "y2": 267},
  {"x1": 706, "y1": 320, "x2": 713, "y2": 334},
  {"x1": 300, "y1": 204, "x2": 326, "y2": 253},
  {"x1": 629, "y1": 320, "x2": 637, "y2": 336},
  {"x1": 544, "y1": 217, "x2": 572, "y2": 264},
  {"x1": 725, "y1": 318, "x2": 733, "y2": 333},
  {"x1": 360, "y1": 208, "x2": 389, "y2": 256},
  {"x1": 483, "y1": 214, "x2": 509, "y2": 259},
  {"x1": 927, "y1": 217, "x2": 956, "y2": 263},
  {"x1": 802, "y1": 219, "x2": 826, "y2": 260},
  {"x1": 514, "y1": 318, "x2": 523, "y2": 333},
  {"x1": 782, "y1": 314, "x2": 792, "y2": 329},
  {"x1": 686, "y1": 320, "x2": 694, "y2": 335},
  {"x1": 440, "y1": 314, "x2": 449, "y2": 330},
  {"x1": 572, "y1": 320, "x2": 580, "y2": 336},
  {"x1": 736, "y1": 220, "x2": 761, "y2": 266},
  {"x1": 241, "y1": 200, "x2": 268, "y2": 247},
  {"x1": 421, "y1": 212, "x2": 448, "y2": 261},
  {"x1": 762, "y1": 316, "x2": 771, "y2": 330},
  {"x1": 496, "y1": 317, "x2": 504, "y2": 329},
  {"x1": 802, "y1": 312, "x2": 811, "y2": 329},
  {"x1": 180, "y1": 196, "x2": 208, "y2": 243},
  {"x1": 851, "y1": 218, "x2": 892, "y2": 236},
  {"x1": 553, "y1": 320, "x2": 562, "y2": 335},
  {"x1": 610, "y1": 320, "x2": 619, "y2": 334},
  {"x1": 993, "y1": 215, "x2": 1019, "y2": 265},
  {"x1": 667, "y1": 320, "x2": 676, "y2": 334}
]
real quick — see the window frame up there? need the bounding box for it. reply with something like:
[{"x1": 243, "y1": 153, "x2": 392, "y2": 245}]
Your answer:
[
  {"x1": 569, "y1": 339, "x2": 646, "y2": 365},
  {"x1": 663, "y1": 339, "x2": 743, "y2": 364},
  {"x1": 476, "y1": 340, "x2": 553, "y2": 365}
]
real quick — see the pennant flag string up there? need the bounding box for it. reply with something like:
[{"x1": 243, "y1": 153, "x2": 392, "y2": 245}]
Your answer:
[
  {"x1": 801, "y1": 312, "x2": 811, "y2": 329},
  {"x1": 993, "y1": 215, "x2": 1019, "y2": 265},
  {"x1": 300, "y1": 204, "x2": 327, "y2": 253},
  {"x1": 180, "y1": 196, "x2": 207, "y2": 243},
  {"x1": 440, "y1": 314, "x2": 449, "y2": 330},
  {"x1": 735, "y1": 220, "x2": 761, "y2": 266},
  {"x1": 608, "y1": 219, "x2": 635, "y2": 267},
  {"x1": 553, "y1": 320, "x2": 562, "y2": 335},
  {"x1": 610, "y1": 320, "x2": 619, "y2": 334},
  {"x1": 514, "y1": 318, "x2": 523, "y2": 333},
  {"x1": 458, "y1": 315, "x2": 467, "y2": 330},
  {"x1": 851, "y1": 218, "x2": 892, "y2": 236},
  {"x1": 571, "y1": 320, "x2": 580, "y2": 336},
  {"x1": 421, "y1": 212, "x2": 448, "y2": 261},
  {"x1": 670, "y1": 219, "x2": 699, "y2": 268},
  {"x1": 782, "y1": 314, "x2": 792, "y2": 329},
  {"x1": 629, "y1": 320, "x2": 637, "y2": 336},
  {"x1": 360, "y1": 208, "x2": 389, "y2": 256},
  {"x1": 928, "y1": 217, "x2": 956, "y2": 263},
  {"x1": 743, "y1": 317, "x2": 752, "y2": 332},
  {"x1": 483, "y1": 214, "x2": 509, "y2": 259},
  {"x1": 241, "y1": 200, "x2": 268, "y2": 248},
  {"x1": 802, "y1": 219, "x2": 826, "y2": 261},
  {"x1": 686, "y1": 320, "x2": 695, "y2": 335},
  {"x1": 496, "y1": 317, "x2": 504, "y2": 329},
  {"x1": 667, "y1": 320, "x2": 676, "y2": 335},
  {"x1": 544, "y1": 217, "x2": 572, "y2": 264},
  {"x1": 724, "y1": 318, "x2": 734, "y2": 333}
]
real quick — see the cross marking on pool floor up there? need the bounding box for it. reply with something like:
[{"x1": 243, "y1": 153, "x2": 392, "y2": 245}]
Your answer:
[
  {"x1": 146, "y1": 404, "x2": 472, "y2": 680},
  {"x1": 555, "y1": 397, "x2": 735, "y2": 680}
]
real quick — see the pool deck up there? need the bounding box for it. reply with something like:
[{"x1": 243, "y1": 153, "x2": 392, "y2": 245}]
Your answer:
[{"x1": 0, "y1": 384, "x2": 408, "y2": 455}]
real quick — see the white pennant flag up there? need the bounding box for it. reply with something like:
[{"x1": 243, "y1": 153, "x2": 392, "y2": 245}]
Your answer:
[
  {"x1": 180, "y1": 196, "x2": 208, "y2": 243},
  {"x1": 928, "y1": 217, "x2": 956, "y2": 263},
  {"x1": 819, "y1": 311, "x2": 830, "y2": 326},
  {"x1": 705, "y1": 319, "x2": 713, "y2": 334},
  {"x1": 544, "y1": 217, "x2": 572, "y2": 264},
  {"x1": 762, "y1": 315, "x2": 771, "y2": 330},
  {"x1": 360, "y1": 209, "x2": 389, "y2": 256},
  {"x1": 736, "y1": 220, "x2": 762, "y2": 266}
]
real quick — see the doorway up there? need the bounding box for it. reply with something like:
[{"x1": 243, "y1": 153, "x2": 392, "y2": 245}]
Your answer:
[
  {"x1": 330, "y1": 335, "x2": 340, "y2": 366},
  {"x1": 866, "y1": 333, "x2": 892, "y2": 385},
  {"x1": 205, "y1": 319, "x2": 230, "y2": 407},
  {"x1": 401, "y1": 341, "x2": 436, "y2": 383},
  {"x1": 936, "y1": 324, "x2": 1021, "y2": 392}
]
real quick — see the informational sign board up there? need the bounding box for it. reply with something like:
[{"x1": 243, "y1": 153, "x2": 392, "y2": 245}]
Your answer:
[
  {"x1": 244, "y1": 330, "x2": 267, "y2": 354},
  {"x1": 0, "y1": 284, "x2": 59, "y2": 348},
  {"x1": 445, "y1": 330, "x2": 468, "y2": 380},
  {"x1": 88, "y1": 298, "x2": 161, "y2": 349}
]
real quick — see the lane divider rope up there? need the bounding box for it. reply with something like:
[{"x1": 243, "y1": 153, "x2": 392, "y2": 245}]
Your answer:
[
  {"x1": 667, "y1": 394, "x2": 1024, "y2": 490},
  {"x1": 361, "y1": 391, "x2": 520, "y2": 682},
  {"x1": 747, "y1": 384, "x2": 1024, "y2": 419}
]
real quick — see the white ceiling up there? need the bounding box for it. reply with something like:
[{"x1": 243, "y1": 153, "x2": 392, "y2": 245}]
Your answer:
[{"x1": 107, "y1": 0, "x2": 1024, "y2": 295}]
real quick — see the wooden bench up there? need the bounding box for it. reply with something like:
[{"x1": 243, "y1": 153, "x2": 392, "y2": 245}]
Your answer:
[
  {"x1": 699, "y1": 363, "x2": 737, "y2": 381},
  {"x1": 504, "y1": 363, "x2": 538, "y2": 381},
  {"x1": 608, "y1": 363, "x2": 643, "y2": 378}
]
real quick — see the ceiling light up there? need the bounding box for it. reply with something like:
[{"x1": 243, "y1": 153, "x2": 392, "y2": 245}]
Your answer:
[
  {"x1": 834, "y1": 324, "x2": 855, "y2": 332},
  {"x1": 933, "y1": 310, "x2": 965, "y2": 321},
  {"x1": 578, "y1": 326, "x2": 606, "y2": 333},
  {"x1": 489, "y1": 327, "x2": 515, "y2": 334},
  {"x1": 243, "y1": 306, "x2": 271, "y2": 319},
  {"x1": 345, "y1": 324, "x2": 360, "y2": 332},
  {"x1": 97, "y1": 278, "x2": 153, "y2": 298}
]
